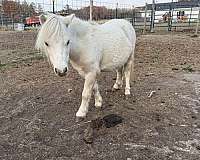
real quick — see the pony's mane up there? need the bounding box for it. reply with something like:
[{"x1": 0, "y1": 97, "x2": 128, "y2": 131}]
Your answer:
[{"x1": 35, "y1": 15, "x2": 66, "y2": 52}]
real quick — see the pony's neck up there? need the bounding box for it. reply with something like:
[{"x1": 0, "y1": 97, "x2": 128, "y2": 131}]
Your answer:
[
  {"x1": 69, "y1": 17, "x2": 94, "y2": 38},
  {"x1": 68, "y1": 17, "x2": 96, "y2": 62}
]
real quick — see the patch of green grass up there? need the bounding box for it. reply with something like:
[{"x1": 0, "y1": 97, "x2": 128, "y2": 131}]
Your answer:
[
  {"x1": 31, "y1": 55, "x2": 45, "y2": 61},
  {"x1": 182, "y1": 65, "x2": 195, "y2": 72},
  {"x1": 0, "y1": 60, "x2": 8, "y2": 68},
  {"x1": 0, "y1": 54, "x2": 45, "y2": 71},
  {"x1": 0, "y1": 63, "x2": 7, "y2": 68},
  {"x1": 152, "y1": 49, "x2": 160, "y2": 63},
  {"x1": 0, "y1": 61, "x2": 19, "y2": 69},
  {"x1": 20, "y1": 55, "x2": 45, "y2": 63}
]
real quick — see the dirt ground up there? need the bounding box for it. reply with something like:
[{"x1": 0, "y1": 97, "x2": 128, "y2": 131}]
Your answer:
[{"x1": 0, "y1": 31, "x2": 200, "y2": 160}]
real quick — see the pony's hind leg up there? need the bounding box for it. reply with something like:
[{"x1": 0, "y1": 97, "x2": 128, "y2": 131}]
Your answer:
[
  {"x1": 124, "y1": 57, "x2": 133, "y2": 96},
  {"x1": 113, "y1": 68, "x2": 123, "y2": 90},
  {"x1": 93, "y1": 81, "x2": 102, "y2": 108}
]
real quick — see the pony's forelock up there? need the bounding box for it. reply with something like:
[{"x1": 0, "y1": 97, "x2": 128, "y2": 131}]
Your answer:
[{"x1": 35, "y1": 15, "x2": 67, "y2": 54}]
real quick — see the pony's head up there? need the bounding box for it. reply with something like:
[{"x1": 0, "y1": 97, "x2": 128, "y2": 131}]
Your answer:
[{"x1": 36, "y1": 13, "x2": 75, "y2": 76}]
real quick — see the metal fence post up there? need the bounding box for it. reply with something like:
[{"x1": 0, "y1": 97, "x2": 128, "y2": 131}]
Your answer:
[
  {"x1": 115, "y1": 3, "x2": 118, "y2": 19},
  {"x1": 0, "y1": 4, "x2": 3, "y2": 27},
  {"x1": 195, "y1": 4, "x2": 200, "y2": 36},
  {"x1": 189, "y1": 6, "x2": 192, "y2": 26},
  {"x1": 168, "y1": 0, "x2": 174, "y2": 31},
  {"x1": 12, "y1": 14, "x2": 14, "y2": 30},
  {"x1": 52, "y1": 0, "x2": 55, "y2": 13},
  {"x1": 168, "y1": 7, "x2": 170, "y2": 31},
  {"x1": 132, "y1": 5, "x2": 135, "y2": 26},
  {"x1": 90, "y1": 0, "x2": 93, "y2": 21},
  {"x1": 150, "y1": 0, "x2": 155, "y2": 33},
  {"x1": 0, "y1": 13, "x2": 3, "y2": 27},
  {"x1": 143, "y1": 3, "x2": 148, "y2": 34}
]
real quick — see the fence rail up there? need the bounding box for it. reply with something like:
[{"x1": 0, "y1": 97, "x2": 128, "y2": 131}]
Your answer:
[{"x1": 0, "y1": 0, "x2": 200, "y2": 34}]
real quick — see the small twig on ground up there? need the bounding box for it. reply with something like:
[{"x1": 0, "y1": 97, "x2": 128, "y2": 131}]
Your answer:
[
  {"x1": 148, "y1": 91, "x2": 156, "y2": 98},
  {"x1": 0, "y1": 116, "x2": 33, "y2": 122},
  {"x1": 59, "y1": 120, "x2": 92, "y2": 132},
  {"x1": 19, "y1": 118, "x2": 31, "y2": 122}
]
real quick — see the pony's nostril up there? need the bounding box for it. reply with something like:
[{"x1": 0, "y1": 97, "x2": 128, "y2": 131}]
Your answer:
[
  {"x1": 54, "y1": 68, "x2": 58, "y2": 74},
  {"x1": 63, "y1": 67, "x2": 68, "y2": 73}
]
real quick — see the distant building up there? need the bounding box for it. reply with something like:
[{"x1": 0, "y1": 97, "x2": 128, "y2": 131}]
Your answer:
[
  {"x1": 147, "y1": 0, "x2": 199, "y2": 10},
  {"x1": 137, "y1": 0, "x2": 200, "y2": 23}
]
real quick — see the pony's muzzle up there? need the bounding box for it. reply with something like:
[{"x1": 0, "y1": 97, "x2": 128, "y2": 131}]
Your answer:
[{"x1": 54, "y1": 67, "x2": 68, "y2": 77}]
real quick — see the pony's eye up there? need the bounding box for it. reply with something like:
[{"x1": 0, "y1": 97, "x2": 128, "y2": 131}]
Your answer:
[
  {"x1": 45, "y1": 42, "x2": 49, "y2": 46},
  {"x1": 66, "y1": 40, "x2": 70, "y2": 46}
]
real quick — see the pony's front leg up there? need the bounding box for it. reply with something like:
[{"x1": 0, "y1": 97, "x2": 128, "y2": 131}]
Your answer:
[{"x1": 76, "y1": 72, "x2": 96, "y2": 121}]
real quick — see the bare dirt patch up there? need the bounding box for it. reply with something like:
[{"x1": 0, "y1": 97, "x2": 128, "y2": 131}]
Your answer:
[{"x1": 0, "y1": 31, "x2": 200, "y2": 159}]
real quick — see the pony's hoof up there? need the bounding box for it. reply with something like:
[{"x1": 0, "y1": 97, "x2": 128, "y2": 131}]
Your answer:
[
  {"x1": 95, "y1": 98, "x2": 102, "y2": 108},
  {"x1": 112, "y1": 87, "x2": 119, "y2": 92},
  {"x1": 96, "y1": 107, "x2": 103, "y2": 118},
  {"x1": 125, "y1": 95, "x2": 131, "y2": 100},
  {"x1": 125, "y1": 88, "x2": 131, "y2": 96},
  {"x1": 95, "y1": 103, "x2": 102, "y2": 109},
  {"x1": 76, "y1": 116, "x2": 85, "y2": 123}
]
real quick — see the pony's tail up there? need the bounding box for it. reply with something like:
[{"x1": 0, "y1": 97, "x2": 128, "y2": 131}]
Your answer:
[
  {"x1": 130, "y1": 29, "x2": 136, "y2": 83},
  {"x1": 130, "y1": 52, "x2": 135, "y2": 83},
  {"x1": 130, "y1": 32, "x2": 136, "y2": 83}
]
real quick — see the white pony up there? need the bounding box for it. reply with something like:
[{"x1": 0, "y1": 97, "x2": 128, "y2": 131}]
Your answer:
[{"x1": 36, "y1": 13, "x2": 136, "y2": 121}]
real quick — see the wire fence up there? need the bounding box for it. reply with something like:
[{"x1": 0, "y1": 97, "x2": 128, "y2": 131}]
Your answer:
[
  {"x1": 0, "y1": 0, "x2": 200, "y2": 33},
  {"x1": 147, "y1": 1, "x2": 200, "y2": 33}
]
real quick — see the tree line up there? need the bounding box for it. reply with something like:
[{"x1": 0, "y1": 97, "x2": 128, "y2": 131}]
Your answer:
[
  {"x1": 0, "y1": 0, "x2": 140, "y2": 22},
  {"x1": 59, "y1": 5, "x2": 140, "y2": 20},
  {"x1": 1, "y1": 0, "x2": 43, "y2": 22}
]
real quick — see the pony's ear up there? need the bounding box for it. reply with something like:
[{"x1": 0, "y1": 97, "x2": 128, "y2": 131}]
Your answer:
[
  {"x1": 63, "y1": 14, "x2": 75, "y2": 26},
  {"x1": 39, "y1": 14, "x2": 48, "y2": 25}
]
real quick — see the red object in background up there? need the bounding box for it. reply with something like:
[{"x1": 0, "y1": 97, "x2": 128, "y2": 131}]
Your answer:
[{"x1": 25, "y1": 16, "x2": 40, "y2": 26}]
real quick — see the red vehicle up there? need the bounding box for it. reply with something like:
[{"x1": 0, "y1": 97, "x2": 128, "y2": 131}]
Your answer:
[{"x1": 25, "y1": 16, "x2": 40, "y2": 27}]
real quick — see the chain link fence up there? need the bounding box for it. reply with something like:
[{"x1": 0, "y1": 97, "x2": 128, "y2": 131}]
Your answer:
[
  {"x1": 0, "y1": 0, "x2": 199, "y2": 33},
  {"x1": 0, "y1": 0, "x2": 134, "y2": 30}
]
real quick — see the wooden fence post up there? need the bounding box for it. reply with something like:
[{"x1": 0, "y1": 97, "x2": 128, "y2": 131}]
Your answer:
[{"x1": 90, "y1": 0, "x2": 93, "y2": 21}]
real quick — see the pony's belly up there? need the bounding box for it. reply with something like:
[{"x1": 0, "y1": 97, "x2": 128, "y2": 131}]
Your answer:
[
  {"x1": 100, "y1": 51, "x2": 130, "y2": 70},
  {"x1": 99, "y1": 29, "x2": 132, "y2": 71}
]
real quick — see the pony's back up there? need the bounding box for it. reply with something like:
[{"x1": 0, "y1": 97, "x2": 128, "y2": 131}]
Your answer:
[{"x1": 102, "y1": 19, "x2": 136, "y2": 47}]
